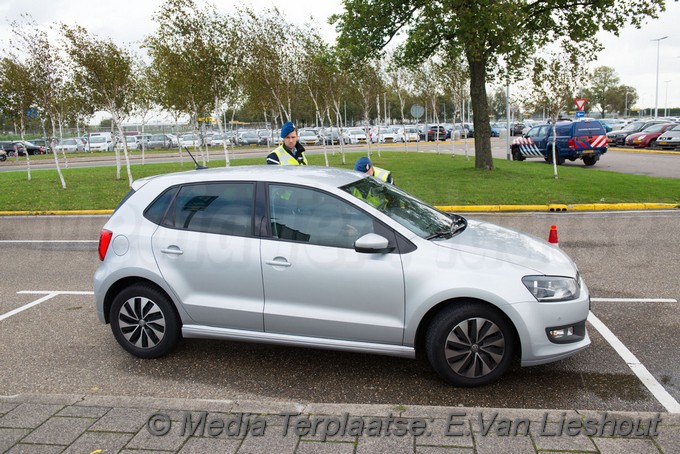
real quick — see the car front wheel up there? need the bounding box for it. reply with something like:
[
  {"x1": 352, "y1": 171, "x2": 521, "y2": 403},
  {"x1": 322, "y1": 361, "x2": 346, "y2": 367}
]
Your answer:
[
  {"x1": 425, "y1": 303, "x2": 516, "y2": 387},
  {"x1": 110, "y1": 284, "x2": 181, "y2": 358}
]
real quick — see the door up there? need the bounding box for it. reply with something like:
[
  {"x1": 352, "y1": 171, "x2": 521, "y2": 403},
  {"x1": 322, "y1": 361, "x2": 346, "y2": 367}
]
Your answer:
[
  {"x1": 151, "y1": 182, "x2": 264, "y2": 330},
  {"x1": 261, "y1": 184, "x2": 406, "y2": 345}
]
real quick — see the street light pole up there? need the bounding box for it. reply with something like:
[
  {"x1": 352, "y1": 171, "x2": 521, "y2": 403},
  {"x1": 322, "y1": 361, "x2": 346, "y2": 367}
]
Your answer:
[
  {"x1": 624, "y1": 90, "x2": 628, "y2": 118},
  {"x1": 652, "y1": 36, "x2": 668, "y2": 118}
]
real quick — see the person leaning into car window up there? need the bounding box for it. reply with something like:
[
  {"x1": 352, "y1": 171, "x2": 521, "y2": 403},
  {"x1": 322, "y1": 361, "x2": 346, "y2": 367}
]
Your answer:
[
  {"x1": 354, "y1": 156, "x2": 394, "y2": 185},
  {"x1": 266, "y1": 121, "x2": 308, "y2": 165}
]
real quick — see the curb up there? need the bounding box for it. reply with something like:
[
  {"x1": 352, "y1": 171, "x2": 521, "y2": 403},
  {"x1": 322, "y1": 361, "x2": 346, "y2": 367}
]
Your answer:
[
  {"x1": 0, "y1": 203, "x2": 678, "y2": 216},
  {"x1": 436, "y1": 203, "x2": 679, "y2": 212}
]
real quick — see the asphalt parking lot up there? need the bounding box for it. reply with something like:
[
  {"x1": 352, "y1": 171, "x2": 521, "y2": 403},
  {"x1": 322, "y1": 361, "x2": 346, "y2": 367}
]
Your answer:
[{"x1": 1, "y1": 211, "x2": 678, "y2": 415}]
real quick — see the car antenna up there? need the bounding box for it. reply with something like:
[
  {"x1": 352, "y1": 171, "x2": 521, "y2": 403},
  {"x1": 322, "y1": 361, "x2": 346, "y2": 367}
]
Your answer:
[{"x1": 183, "y1": 146, "x2": 208, "y2": 170}]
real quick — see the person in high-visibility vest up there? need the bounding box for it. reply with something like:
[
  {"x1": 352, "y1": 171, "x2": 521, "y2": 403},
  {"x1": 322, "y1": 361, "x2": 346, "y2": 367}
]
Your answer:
[
  {"x1": 353, "y1": 156, "x2": 394, "y2": 184},
  {"x1": 266, "y1": 121, "x2": 308, "y2": 165}
]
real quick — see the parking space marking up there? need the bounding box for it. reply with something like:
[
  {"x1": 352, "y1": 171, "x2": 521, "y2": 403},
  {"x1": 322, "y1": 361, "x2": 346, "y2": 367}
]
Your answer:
[
  {"x1": 588, "y1": 311, "x2": 680, "y2": 413},
  {"x1": 592, "y1": 297, "x2": 677, "y2": 303},
  {"x1": 5, "y1": 290, "x2": 679, "y2": 412},
  {"x1": 0, "y1": 291, "x2": 95, "y2": 322}
]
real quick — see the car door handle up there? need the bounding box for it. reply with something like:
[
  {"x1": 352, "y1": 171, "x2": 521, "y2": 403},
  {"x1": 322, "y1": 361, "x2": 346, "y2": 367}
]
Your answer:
[
  {"x1": 265, "y1": 258, "x2": 291, "y2": 267},
  {"x1": 160, "y1": 246, "x2": 183, "y2": 255}
]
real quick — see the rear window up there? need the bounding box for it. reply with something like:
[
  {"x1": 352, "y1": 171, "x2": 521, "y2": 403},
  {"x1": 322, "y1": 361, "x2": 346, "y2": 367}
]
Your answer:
[
  {"x1": 161, "y1": 182, "x2": 255, "y2": 237},
  {"x1": 573, "y1": 122, "x2": 605, "y2": 136}
]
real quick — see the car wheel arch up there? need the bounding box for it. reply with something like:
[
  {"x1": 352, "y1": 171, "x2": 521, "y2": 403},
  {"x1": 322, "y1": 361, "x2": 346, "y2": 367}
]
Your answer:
[
  {"x1": 104, "y1": 276, "x2": 181, "y2": 326},
  {"x1": 413, "y1": 297, "x2": 521, "y2": 362}
]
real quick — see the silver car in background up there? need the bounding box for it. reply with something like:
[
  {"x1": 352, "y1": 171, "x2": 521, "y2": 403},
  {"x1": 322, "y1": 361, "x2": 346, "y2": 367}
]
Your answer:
[{"x1": 94, "y1": 166, "x2": 590, "y2": 387}]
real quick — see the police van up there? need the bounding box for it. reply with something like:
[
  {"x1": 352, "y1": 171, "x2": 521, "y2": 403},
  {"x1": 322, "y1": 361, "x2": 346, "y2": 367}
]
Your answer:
[{"x1": 511, "y1": 120, "x2": 608, "y2": 166}]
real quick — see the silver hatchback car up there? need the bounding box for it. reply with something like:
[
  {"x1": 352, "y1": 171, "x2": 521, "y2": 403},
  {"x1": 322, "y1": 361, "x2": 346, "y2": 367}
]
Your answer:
[{"x1": 94, "y1": 166, "x2": 590, "y2": 386}]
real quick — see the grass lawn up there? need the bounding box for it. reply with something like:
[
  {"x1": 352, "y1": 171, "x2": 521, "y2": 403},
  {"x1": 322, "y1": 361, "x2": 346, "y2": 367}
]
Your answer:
[{"x1": 2, "y1": 150, "x2": 679, "y2": 211}]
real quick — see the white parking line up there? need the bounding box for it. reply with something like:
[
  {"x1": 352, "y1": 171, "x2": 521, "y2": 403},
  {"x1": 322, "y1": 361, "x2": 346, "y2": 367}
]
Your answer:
[
  {"x1": 17, "y1": 291, "x2": 95, "y2": 295},
  {"x1": 0, "y1": 293, "x2": 58, "y2": 322},
  {"x1": 0, "y1": 291, "x2": 95, "y2": 322},
  {"x1": 4, "y1": 290, "x2": 679, "y2": 413},
  {"x1": 592, "y1": 297, "x2": 677, "y2": 303},
  {"x1": 588, "y1": 311, "x2": 680, "y2": 413}
]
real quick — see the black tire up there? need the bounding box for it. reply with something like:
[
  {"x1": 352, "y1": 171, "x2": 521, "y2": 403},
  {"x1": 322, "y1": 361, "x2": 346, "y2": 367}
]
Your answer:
[
  {"x1": 109, "y1": 283, "x2": 181, "y2": 358},
  {"x1": 511, "y1": 147, "x2": 525, "y2": 161},
  {"x1": 583, "y1": 155, "x2": 597, "y2": 166},
  {"x1": 425, "y1": 303, "x2": 516, "y2": 387},
  {"x1": 0, "y1": 154, "x2": 6, "y2": 162}
]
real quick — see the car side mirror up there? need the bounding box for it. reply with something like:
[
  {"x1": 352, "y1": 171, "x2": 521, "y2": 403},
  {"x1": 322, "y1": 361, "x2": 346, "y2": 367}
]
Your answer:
[{"x1": 354, "y1": 233, "x2": 393, "y2": 253}]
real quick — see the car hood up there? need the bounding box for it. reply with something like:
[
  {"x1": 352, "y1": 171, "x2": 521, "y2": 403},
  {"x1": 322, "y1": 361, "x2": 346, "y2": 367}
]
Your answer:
[
  {"x1": 432, "y1": 219, "x2": 577, "y2": 276},
  {"x1": 628, "y1": 131, "x2": 661, "y2": 140}
]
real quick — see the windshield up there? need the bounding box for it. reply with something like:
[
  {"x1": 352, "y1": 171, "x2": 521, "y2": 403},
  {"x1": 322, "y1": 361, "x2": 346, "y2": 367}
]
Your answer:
[
  {"x1": 642, "y1": 124, "x2": 667, "y2": 132},
  {"x1": 622, "y1": 122, "x2": 643, "y2": 131},
  {"x1": 341, "y1": 177, "x2": 466, "y2": 239}
]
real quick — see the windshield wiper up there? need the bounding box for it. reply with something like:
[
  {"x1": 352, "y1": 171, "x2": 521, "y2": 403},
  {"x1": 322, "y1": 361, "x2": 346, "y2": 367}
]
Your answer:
[
  {"x1": 426, "y1": 229, "x2": 454, "y2": 240},
  {"x1": 425, "y1": 215, "x2": 467, "y2": 240}
]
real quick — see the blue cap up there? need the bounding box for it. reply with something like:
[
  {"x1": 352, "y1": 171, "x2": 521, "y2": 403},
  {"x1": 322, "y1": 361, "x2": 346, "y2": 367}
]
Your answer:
[
  {"x1": 280, "y1": 121, "x2": 296, "y2": 138},
  {"x1": 354, "y1": 157, "x2": 372, "y2": 172}
]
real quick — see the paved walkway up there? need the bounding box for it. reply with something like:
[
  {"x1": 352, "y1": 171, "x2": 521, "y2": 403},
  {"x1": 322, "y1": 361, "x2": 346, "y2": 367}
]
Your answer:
[{"x1": 1, "y1": 393, "x2": 678, "y2": 453}]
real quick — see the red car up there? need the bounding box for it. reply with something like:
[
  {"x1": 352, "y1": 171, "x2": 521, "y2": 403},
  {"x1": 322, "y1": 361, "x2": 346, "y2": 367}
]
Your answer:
[{"x1": 624, "y1": 123, "x2": 677, "y2": 148}]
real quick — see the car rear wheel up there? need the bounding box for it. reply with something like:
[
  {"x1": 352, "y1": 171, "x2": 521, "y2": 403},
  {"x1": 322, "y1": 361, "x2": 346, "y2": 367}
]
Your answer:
[
  {"x1": 425, "y1": 303, "x2": 516, "y2": 387},
  {"x1": 583, "y1": 155, "x2": 597, "y2": 166},
  {"x1": 110, "y1": 284, "x2": 181, "y2": 358}
]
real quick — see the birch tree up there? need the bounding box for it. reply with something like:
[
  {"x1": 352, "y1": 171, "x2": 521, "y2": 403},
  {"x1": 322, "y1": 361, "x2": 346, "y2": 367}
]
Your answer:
[
  {"x1": 62, "y1": 25, "x2": 136, "y2": 185},
  {"x1": 239, "y1": 7, "x2": 306, "y2": 124},
  {"x1": 8, "y1": 16, "x2": 67, "y2": 188},
  {"x1": 522, "y1": 42, "x2": 590, "y2": 178},
  {"x1": 0, "y1": 58, "x2": 34, "y2": 179}
]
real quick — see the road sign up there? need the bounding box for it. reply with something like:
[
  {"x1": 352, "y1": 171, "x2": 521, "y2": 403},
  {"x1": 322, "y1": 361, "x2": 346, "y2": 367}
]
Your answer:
[
  {"x1": 410, "y1": 104, "x2": 424, "y2": 119},
  {"x1": 575, "y1": 110, "x2": 585, "y2": 118},
  {"x1": 574, "y1": 98, "x2": 587, "y2": 111}
]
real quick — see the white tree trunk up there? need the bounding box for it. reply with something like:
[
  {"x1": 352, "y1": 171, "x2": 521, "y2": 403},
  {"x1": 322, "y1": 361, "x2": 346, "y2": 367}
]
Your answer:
[
  {"x1": 19, "y1": 117, "x2": 31, "y2": 181},
  {"x1": 49, "y1": 116, "x2": 66, "y2": 189}
]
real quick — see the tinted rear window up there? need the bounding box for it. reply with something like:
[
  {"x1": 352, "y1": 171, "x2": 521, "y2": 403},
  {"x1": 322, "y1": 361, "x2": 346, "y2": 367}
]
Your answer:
[{"x1": 573, "y1": 122, "x2": 605, "y2": 136}]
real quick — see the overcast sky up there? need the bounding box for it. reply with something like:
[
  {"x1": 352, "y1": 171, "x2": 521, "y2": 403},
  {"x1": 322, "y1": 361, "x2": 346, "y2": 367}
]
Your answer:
[{"x1": 2, "y1": 0, "x2": 679, "y2": 114}]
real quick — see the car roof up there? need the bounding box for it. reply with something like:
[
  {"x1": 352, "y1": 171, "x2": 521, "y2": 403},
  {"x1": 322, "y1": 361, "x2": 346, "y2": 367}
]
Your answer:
[{"x1": 133, "y1": 165, "x2": 364, "y2": 192}]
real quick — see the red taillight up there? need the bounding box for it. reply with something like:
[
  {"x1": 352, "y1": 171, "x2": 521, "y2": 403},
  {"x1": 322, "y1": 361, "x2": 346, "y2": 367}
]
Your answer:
[
  {"x1": 98, "y1": 229, "x2": 113, "y2": 261},
  {"x1": 568, "y1": 138, "x2": 576, "y2": 149}
]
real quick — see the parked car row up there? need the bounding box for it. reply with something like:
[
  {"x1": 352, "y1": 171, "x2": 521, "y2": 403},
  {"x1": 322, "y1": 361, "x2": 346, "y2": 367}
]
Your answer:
[
  {"x1": 606, "y1": 119, "x2": 679, "y2": 149},
  {"x1": 0, "y1": 140, "x2": 46, "y2": 156}
]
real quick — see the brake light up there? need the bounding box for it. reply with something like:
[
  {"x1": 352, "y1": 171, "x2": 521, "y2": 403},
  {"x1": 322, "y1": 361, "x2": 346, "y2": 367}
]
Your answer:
[
  {"x1": 568, "y1": 138, "x2": 576, "y2": 149},
  {"x1": 98, "y1": 229, "x2": 113, "y2": 261}
]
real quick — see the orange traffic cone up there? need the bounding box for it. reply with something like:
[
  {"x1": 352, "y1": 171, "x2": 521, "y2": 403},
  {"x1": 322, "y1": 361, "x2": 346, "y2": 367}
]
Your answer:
[{"x1": 548, "y1": 225, "x2": 559, "y2": 247}]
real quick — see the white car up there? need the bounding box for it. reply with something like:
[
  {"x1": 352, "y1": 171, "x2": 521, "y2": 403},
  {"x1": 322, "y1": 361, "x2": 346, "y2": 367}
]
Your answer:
[
  {"x1": 180, "y1": 133, "x2": 199, "y2": 148},
  {"x1": 347, "y1": 128, "x2": 368, "y2": 144},
  {"x1": 370, "y1": 126, "x2": 398, "y2": 143},
  {"x1": 298, "y1": 129, "x2": 319, "y2": 146},
  {"x1": 87, "y1": 135, "x2": 113, "y2": 152},
  {"x1": 395, "y1": 126, "x2": 420, "y2": 142},
  {"x1": 55, "y1": 138, "x2": 85, "y2": 152},
  {"x1": 94, "y1": 166, "x2": 590, "y2": 387}
]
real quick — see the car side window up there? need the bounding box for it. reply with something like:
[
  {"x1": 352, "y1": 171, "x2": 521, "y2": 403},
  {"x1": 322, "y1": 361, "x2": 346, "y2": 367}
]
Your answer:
[
  {"x1": 536, "y1": 125, "x2": 551, "y2": 138},
  {"x1": 268, "y1": 185, "x2": 375, "y2": 249},
  {"x1": 162, "y1": 182, "x2": 254, "y2": 236}
]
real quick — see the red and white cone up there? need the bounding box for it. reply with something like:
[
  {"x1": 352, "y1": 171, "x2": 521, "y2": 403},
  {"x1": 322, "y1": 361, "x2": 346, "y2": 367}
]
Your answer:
[{"x1": 548, "y1": 225, "x2": 559, "y2": 247}]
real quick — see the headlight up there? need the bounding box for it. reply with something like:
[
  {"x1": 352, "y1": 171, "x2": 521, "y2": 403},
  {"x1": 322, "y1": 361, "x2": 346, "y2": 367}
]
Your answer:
[{"x1": 522, "y1": 275, "x2": 580, "y2": 302}]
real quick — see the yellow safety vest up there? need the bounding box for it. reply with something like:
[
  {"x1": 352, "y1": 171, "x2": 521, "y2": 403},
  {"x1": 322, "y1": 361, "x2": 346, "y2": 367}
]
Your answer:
[
  {"x1": 273, "y1": 145, "x2": 308, "y2": 165},
  {"x1": 351, "y1": 187, "x2": 387, "y2": 210},
  {"x1": 372, "y1": 166, "x2": 391, "y2": 183}
]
